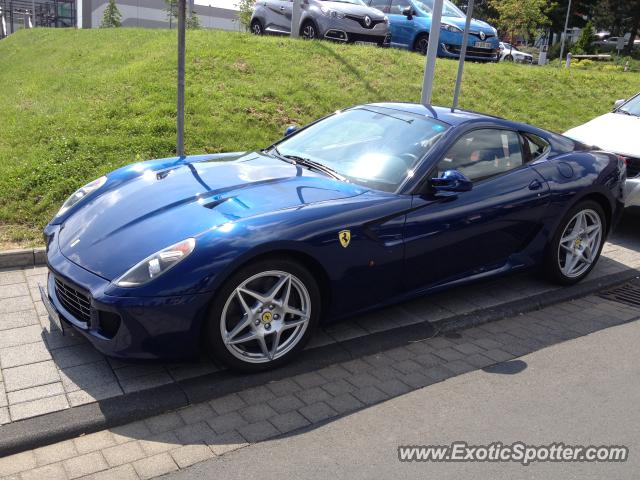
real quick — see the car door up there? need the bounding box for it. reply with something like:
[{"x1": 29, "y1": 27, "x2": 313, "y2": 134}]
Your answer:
[
  {"x1": 387, "y1": 0, "x2": 416, "y2": 48},
  {"x1": 403, "y1": 128, "x2": 551, "y2": 292},
  {"x1": 263, "y1": 0, "x2": 290, "y2": 32}
]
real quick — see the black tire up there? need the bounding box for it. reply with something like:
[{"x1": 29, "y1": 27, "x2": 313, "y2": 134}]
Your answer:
[
  {"x1": 205, "y1": 257, "x2": 321, "y2": 373},
  {"x1": 544, "y1": 200, "x2": 606, "y2": 285},
  {"x1": 250, "y1": 18, "x2": 264, "y2": 35},
  {"x1": 300, "y1": 20, "x2": 318, "y2": 40},
  {"x1": 505, "y1": 54, "x2": 514, "y2": 61},
  {"x1": 413, "y1": 33, "x2": 429, "y2": 55}
]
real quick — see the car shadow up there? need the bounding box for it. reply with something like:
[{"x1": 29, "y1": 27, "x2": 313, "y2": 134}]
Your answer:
[{"x1": 314, "y1": 41, "x2": 381, "y2": 96}]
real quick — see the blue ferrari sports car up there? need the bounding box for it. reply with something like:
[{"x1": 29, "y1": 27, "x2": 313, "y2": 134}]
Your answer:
[{"x1": 42, "y1": 103, "x2": 625, "y2": 371}]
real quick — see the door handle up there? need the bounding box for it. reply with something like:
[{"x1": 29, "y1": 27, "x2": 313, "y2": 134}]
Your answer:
[
  {"x1": 529, "y1": 179, "x2": 543, "y2": 191},
  {"x1": 280, "y1": 6, "x2": 285, "y2": 9}
]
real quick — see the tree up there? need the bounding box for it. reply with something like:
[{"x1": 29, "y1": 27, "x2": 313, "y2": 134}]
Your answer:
[
  {"x1": 166, "y1": 0, "x2": 202, "y2": 29},
  {"x1": 590, "y1": 0, "x2": 640, "y2": 53},
  {"x1": 186, "y1": 8, "x2": 202, "y2": 29},
  {"x1": 237, "y1": 0, "x2": 256, "y2": 31},
  {"x1": 100, "y1": 0, "x2": 122, "y2": 28},
  {"x1": 165, "y1": 0, "x2": 178, "y2": 28},
  {"x1": 488, "y1": 0, "x2": 556, "y2": 43},
  {"x1": 573, "y1": 20, "x2": 594, "y2": 53}
]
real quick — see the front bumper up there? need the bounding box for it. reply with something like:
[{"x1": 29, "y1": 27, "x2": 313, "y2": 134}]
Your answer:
[
  {"x1": 441, "y1": 43, "x2": 499, "y2": 61},
  {"x1": 43, "y1": 229, "x2": 212, "y2": 360},
  {"x1": 316, "y1": 15, "x2": 389, "y2": 44}
]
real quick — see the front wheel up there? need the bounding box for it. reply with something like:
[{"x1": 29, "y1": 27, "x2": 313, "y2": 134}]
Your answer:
[
  {"x1": 205, "y1": 258, "x2": 321, "y2": 372},
  {"x1": 300, "y1": 20, "x2": 318, "y2": 40},
  {"x1": 413, "y1": 33, "x2": 429, "y2": 55},
  {"x1": 545, "y1": 200, "x2": 606, "y2": 285}
]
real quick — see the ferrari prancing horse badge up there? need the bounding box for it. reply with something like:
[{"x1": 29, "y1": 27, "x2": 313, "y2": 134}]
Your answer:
[{"x1": 339, "y1": 230, "x2": 351, "y2": 248}]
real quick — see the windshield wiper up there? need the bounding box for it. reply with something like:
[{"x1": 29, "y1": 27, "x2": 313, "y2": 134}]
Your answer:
[
  {"x1": 272, "y1": 148, "x2": 346, "y2": 181},
  {"x1": 616, "y1": 109, "x2": 637, "y2": 117}
]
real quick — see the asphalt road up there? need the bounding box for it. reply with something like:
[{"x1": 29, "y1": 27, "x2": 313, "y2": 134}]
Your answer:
[{"x1": 163, "y1": 315, "x2": 640, "y2": 479}]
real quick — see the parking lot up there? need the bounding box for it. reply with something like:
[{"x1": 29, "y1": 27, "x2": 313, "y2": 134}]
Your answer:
[{"x1": 0, "y1": 210, "x2": 638, "y2": 433}]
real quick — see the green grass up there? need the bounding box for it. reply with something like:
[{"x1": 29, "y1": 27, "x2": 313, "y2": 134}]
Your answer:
[{"x1": 1, "y1": 28, "x2": 639, "y2": 247}]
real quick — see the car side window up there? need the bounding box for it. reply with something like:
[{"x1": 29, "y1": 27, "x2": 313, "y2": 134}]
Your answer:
[
  {"x1": 522, "y1": 133, "x2": 549, "y2": 161},
  {"x1": 369, "y1": 0, "x2": 391, "y2": 13},
  {"x1": 437, "y1": 129, "x2": 524, "y2": 182},
  {"x1": 389, "y1": 0, "x2": 411, "y2": 15}
]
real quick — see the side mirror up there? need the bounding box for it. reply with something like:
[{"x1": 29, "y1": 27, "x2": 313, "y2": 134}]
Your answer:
[
  {"x1": 284, "y1": 125, "x2": 298, "y2": 137},
  {"x1": 614, "y1": 99, "x2": 626, "y2": 110},
  {"x1": 430, "y1": 170, "x2": 472, "y2": 192},
  {"x1": 402, "y1": 6, "x2": 414, "y2": 19}
]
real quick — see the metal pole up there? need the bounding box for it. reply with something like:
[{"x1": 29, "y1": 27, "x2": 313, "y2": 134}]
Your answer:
[
  {"x1": 420, "y1": 0, "x2": 443, "y2": 106},
  {"x1": 291, "y1": 0, "x2": 301, "y2": 38},
  {"x1": 451, "y1": 0, "x2": 473, "y2": 111},
  {"x1": 177, "y1": 0, "x2": 186, "y2": 157},
  {"x1": 31, "y1": 0, "x2": 34, "y2": 26},
  {"x1": 558, "y1": 0, "x2": 571, "y2": 62}
]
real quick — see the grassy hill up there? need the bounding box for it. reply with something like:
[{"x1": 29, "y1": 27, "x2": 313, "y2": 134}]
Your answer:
[{"x1": 0, "y1": 28, "x2": 638, "y2": 247}]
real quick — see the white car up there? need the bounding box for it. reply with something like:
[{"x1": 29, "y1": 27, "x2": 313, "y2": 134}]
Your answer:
[
  {"x1": 564, "y1": 93, "x2": 640, "y2": 207},
  {"x1": 498, "y1": 42, "x2": 533, "y2": 63}
]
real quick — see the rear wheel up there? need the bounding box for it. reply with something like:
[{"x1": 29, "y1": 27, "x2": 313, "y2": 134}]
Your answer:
[
  {"x1": 544, "y1": 200, "x2": 606, "y2": 285},
  {"x1": 251, "y1": 19, "x2": 264, "y2": 35},
  {"x1": 504, "y1": 54, "x2": 514, "y2": 61},
  {"x1": 413, "y1": 33, "x2": 429, "y2": 55},
  {"x1": 205, "y1": 258, "x2": 320, "y2": 372}
]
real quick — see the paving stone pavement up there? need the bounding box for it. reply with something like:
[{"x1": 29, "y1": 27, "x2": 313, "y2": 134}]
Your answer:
[
  {"x1": 0, "y1": 230, "x2": 637, "y2": 425},
  {"x1": 0, "y1": 293, "x2": 638, "y2": 479}
]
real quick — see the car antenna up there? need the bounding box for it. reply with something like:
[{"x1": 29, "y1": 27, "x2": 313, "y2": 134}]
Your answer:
[{"x1": 451, "y1": 0, "x2": 475, "y2": 112}]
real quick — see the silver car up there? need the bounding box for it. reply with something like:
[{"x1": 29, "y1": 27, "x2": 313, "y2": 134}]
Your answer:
[{"x1": 251, "y1": 0, "x2": 390, "y2": 46}]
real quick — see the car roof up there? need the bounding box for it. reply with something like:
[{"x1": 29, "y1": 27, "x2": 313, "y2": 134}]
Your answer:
[{"x1": 363, "y1": 102, "x2": 507, "y2": 126}]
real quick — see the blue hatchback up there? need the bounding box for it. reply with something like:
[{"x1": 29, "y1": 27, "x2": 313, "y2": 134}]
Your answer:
[{"x1": 368, "y1": 0, "x2": 499, "y2": 61}]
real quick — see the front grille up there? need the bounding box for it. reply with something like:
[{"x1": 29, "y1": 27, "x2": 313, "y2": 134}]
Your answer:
[
  {"x1": 625, "y1": 156, "x2": 640, "y2": 178},
  {"x1": 445, "y1": 44, "x2": 497, "y2": 58},
  {"x1": 54, "y1": 277, "x2": 91, "y2": 324},
  {"x1": 469, "y1": 31, "x2": 495, "y2": 39},
  {"x1": 345, "y1": 14, "x2": 385, "y2": 29}
]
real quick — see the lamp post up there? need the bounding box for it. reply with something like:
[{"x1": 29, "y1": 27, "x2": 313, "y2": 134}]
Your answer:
[
  {"x1": 421, "y1": 0, "x2": 443, "y2": 106},
  {"x1": 451, "y1": 0, "x2": 474, "y2": 110},
  {"x1": 177, "y1": 0, "x2": 186, "y2": 157},
  {"x1": 559, "y1": 0, "x2": 572, "y2": 62}
]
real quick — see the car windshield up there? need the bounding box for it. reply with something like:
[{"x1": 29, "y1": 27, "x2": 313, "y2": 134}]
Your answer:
[
  {"x1": 273, "y1": 106, "x2": 450, "y2": 192},
  {"x1": 618, "y1": 95, "x2": 640, "y2": 116},
  {"x1": 320, "y1": 0, "x2": 366, "y2": 4},
  {"x1": 413, "y1": 0, "x2": 465, "y2": 18},
  {"x1": 502, "y1": 43, "x2": 518, "y2": 51}
]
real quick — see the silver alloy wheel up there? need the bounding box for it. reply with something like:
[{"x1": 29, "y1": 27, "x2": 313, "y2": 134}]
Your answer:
[
  {"x1": 220, "y1": 270, "x2": 311, "y2": 364},
  {"x1": 252, "y1": 22, "x2": 262, "y2": 34},
  {"x1": 557, "y1": 209, "x2": 602, "y2": 278},
  {"x1": 302, "y1": 24, "x2": 316, "y2": 39}
]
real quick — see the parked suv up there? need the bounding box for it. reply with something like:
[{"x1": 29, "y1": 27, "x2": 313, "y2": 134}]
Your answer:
[
  {"x1": 367, "y1": 0, "x2": 498, "y2": 60},
  {"x1": 251, "y1": 0, "x2": 391, "y2": 46}
]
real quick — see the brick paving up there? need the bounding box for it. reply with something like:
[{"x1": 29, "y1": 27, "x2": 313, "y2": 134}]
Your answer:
[
  {"x1": 0, "y1": 233, "x2": 637, "y2": 425},
  {"x1": 0, "y1": 293, "x2": 637, "y2": 479}
]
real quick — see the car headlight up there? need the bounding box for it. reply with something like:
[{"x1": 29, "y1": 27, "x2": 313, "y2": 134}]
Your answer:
[
  {"x1": 114, "y1": 238, "x2": 196, "y2": 287},
  {"x1": 57, "y1": 176, "x2": 107, "y2": 217},
  {"x1": 384, "y1": 15, "x2": 389, "y2": 23},
  {"x1": 320, "y1": 7, "x2": 345, "y2": 18},
  {"x1": 441, "y1": 23, "x2": 462, "y2": 33}
]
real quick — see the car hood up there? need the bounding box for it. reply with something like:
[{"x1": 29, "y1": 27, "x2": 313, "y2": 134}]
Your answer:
[
  {"x1": 321, "y1": 1, "x2": 385, "y2": 18},
  {"x1": 58, "y1": 152, "x2": 366, "y2": 280},
  {"x1": 564, "y1": 112, "x2": 640, "y2": 158},
  {"x1": 441, "y1": 16, "x2": 495, "y2": 36}
]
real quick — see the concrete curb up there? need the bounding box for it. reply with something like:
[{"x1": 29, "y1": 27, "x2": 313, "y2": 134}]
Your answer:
[
  {"x1": 0, "y1": 248, "x2": 46, "y2": 269},
  {"x1": 0, "y1": 267, "x2": 637, "y2": 457}
]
